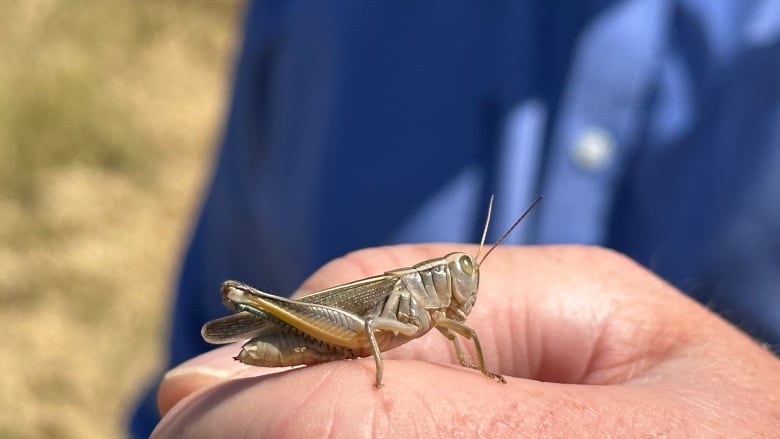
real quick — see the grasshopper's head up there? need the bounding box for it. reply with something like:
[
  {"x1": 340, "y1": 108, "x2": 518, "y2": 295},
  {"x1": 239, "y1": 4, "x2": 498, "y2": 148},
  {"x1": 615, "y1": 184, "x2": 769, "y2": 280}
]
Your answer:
[
  {"x1": 444, "y1": 252, "x2": 479, "y2": 322},
  {"x1": 444, "y1": 195, "x2": 542, "y2": 322}
]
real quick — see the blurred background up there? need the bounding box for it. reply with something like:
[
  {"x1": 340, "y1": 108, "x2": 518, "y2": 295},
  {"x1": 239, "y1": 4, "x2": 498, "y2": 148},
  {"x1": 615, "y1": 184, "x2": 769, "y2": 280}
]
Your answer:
[{"x1": 0, "y1": 1, "x2": 243, "y2": 437}]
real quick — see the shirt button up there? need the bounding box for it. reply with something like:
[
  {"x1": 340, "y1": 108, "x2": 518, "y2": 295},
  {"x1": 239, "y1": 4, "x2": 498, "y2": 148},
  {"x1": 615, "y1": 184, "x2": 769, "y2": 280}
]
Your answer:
[{"x1": 571, "y1": 128, "x2": 615, "y2": 171}]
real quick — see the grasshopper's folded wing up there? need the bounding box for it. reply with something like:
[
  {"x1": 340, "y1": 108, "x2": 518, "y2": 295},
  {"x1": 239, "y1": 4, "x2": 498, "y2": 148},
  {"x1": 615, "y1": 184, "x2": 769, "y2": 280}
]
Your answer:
[
  {"x1": 202, "y1": 275, "x2": 398, "y2": 345},
  {"x1": 293, "y1": 274, "x2": 399, "y2": 312},
  {"x1": 201, "y1": 311, "x2": 275, "y2": 344},
  {"x1": 222, "y1": 276, "x2": 399, "y2": 349}
]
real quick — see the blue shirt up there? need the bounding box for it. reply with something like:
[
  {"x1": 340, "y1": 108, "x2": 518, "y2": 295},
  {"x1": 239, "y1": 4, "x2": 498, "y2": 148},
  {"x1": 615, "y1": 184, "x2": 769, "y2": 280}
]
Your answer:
[{"x1": 131, "y1": 1, "x2": 780, "y2": 436}]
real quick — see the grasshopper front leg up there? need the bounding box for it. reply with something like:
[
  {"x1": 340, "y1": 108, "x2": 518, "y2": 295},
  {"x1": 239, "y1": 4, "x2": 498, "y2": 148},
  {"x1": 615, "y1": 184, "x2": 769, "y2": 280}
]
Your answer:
[{"x1": 437, "y1": 318, "x2": 506, "y2": 383}]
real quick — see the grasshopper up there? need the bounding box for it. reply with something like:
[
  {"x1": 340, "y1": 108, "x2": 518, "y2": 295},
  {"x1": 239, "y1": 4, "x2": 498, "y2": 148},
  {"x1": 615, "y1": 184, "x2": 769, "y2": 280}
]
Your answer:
[{"x1": 201, "y1": 196, "x2": 542, "y2": 387}]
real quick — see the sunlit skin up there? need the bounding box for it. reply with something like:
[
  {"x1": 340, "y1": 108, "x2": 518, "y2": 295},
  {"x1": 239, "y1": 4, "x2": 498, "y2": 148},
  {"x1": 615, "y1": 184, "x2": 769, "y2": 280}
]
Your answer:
[{"x1": 153, "y1": 245, "x2": 780, "y2": 438}]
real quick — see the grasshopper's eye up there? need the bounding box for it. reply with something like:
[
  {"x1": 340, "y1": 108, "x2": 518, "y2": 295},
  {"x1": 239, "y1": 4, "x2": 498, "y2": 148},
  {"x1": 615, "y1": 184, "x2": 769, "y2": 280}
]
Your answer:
[{"x1": 459, "y1": 255, "x2": 474, "y2": 275}]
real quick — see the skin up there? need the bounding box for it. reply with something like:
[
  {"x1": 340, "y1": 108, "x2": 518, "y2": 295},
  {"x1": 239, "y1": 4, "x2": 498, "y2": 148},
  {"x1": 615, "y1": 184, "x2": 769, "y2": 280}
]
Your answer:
[{"x1": 152, "y1": 245, "x2": 780, "y2": 438}]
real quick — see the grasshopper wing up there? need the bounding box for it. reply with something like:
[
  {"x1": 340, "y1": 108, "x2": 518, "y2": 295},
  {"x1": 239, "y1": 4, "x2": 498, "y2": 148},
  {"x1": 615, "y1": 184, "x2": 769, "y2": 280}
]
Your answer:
[
  {"x1": 222, "y1": 276, "x2": 398, "y2": 349},
  {"x1": 291, "y1": 274, "x2": 399, "y2": 313},
  {"x1": 202, "y1": 275, "x2": 398, "y2": 345},
  {"x1": 201, "y1": 311, "x2": 277, "y2": 344}
]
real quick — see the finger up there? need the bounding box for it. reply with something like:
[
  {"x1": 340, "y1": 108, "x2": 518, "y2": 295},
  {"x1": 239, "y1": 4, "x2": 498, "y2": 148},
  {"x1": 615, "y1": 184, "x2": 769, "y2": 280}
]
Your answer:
[
  {"x1": 155, "y1": 245, "x2": 780, "y2": 437},
  {"x1": 294, "y1": 244, "x2": 733, "y2": 384},
  {"x1": 151, "y1": 354, "x2": 764, "y2": 438},
  {"x1": 157, "y1": 344, "x2": 284, "y2": 416},
  {"x1": 165, "y1": 244, "x2": 753, "y2": 401}
]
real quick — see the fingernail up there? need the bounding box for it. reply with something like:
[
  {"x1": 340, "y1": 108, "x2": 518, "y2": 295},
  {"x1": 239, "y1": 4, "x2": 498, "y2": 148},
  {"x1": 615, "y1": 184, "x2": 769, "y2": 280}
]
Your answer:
[
  {"x1": 164, "y1": 344, "x2": 252, "y2": 379},
  {"x1": 158, "y1": 344, "x2": 258, "y2": 416}
]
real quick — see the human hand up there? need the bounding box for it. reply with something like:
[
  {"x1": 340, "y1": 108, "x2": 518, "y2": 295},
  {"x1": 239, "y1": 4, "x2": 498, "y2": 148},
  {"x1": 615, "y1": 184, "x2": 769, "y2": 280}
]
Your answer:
[{"x1": 152, "y1": 245, "x2": 780, "y2": 438}]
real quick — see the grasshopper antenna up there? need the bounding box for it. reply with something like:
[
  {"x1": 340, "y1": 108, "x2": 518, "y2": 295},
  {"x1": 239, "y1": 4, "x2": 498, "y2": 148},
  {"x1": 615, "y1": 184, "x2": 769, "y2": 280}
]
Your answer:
[
  {"x1": 477, "y1": 195, "x2": 543, "y2": 266},
  {"x1": 474, "y1": 195, "x2": 495, "y2": 264}
]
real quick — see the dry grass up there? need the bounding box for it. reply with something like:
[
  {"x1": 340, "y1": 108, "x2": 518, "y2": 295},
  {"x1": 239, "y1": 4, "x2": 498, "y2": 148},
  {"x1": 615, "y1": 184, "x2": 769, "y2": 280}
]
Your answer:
[{"x1": 0, "y1": 1, "x2": 243, "y2": 437}]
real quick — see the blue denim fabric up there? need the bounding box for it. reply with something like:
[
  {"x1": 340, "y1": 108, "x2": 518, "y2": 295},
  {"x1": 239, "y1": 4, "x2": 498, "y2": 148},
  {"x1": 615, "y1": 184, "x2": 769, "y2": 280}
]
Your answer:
[{"x1": 131, "y1": 1, "x2": 780, "y2": 436}]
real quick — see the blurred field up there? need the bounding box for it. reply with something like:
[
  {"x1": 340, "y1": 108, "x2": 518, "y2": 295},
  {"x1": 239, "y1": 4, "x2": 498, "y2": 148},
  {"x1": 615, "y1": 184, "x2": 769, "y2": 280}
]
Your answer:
[{"x1": 0, "y1": 1, "x2": 243, "y2": 437}]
